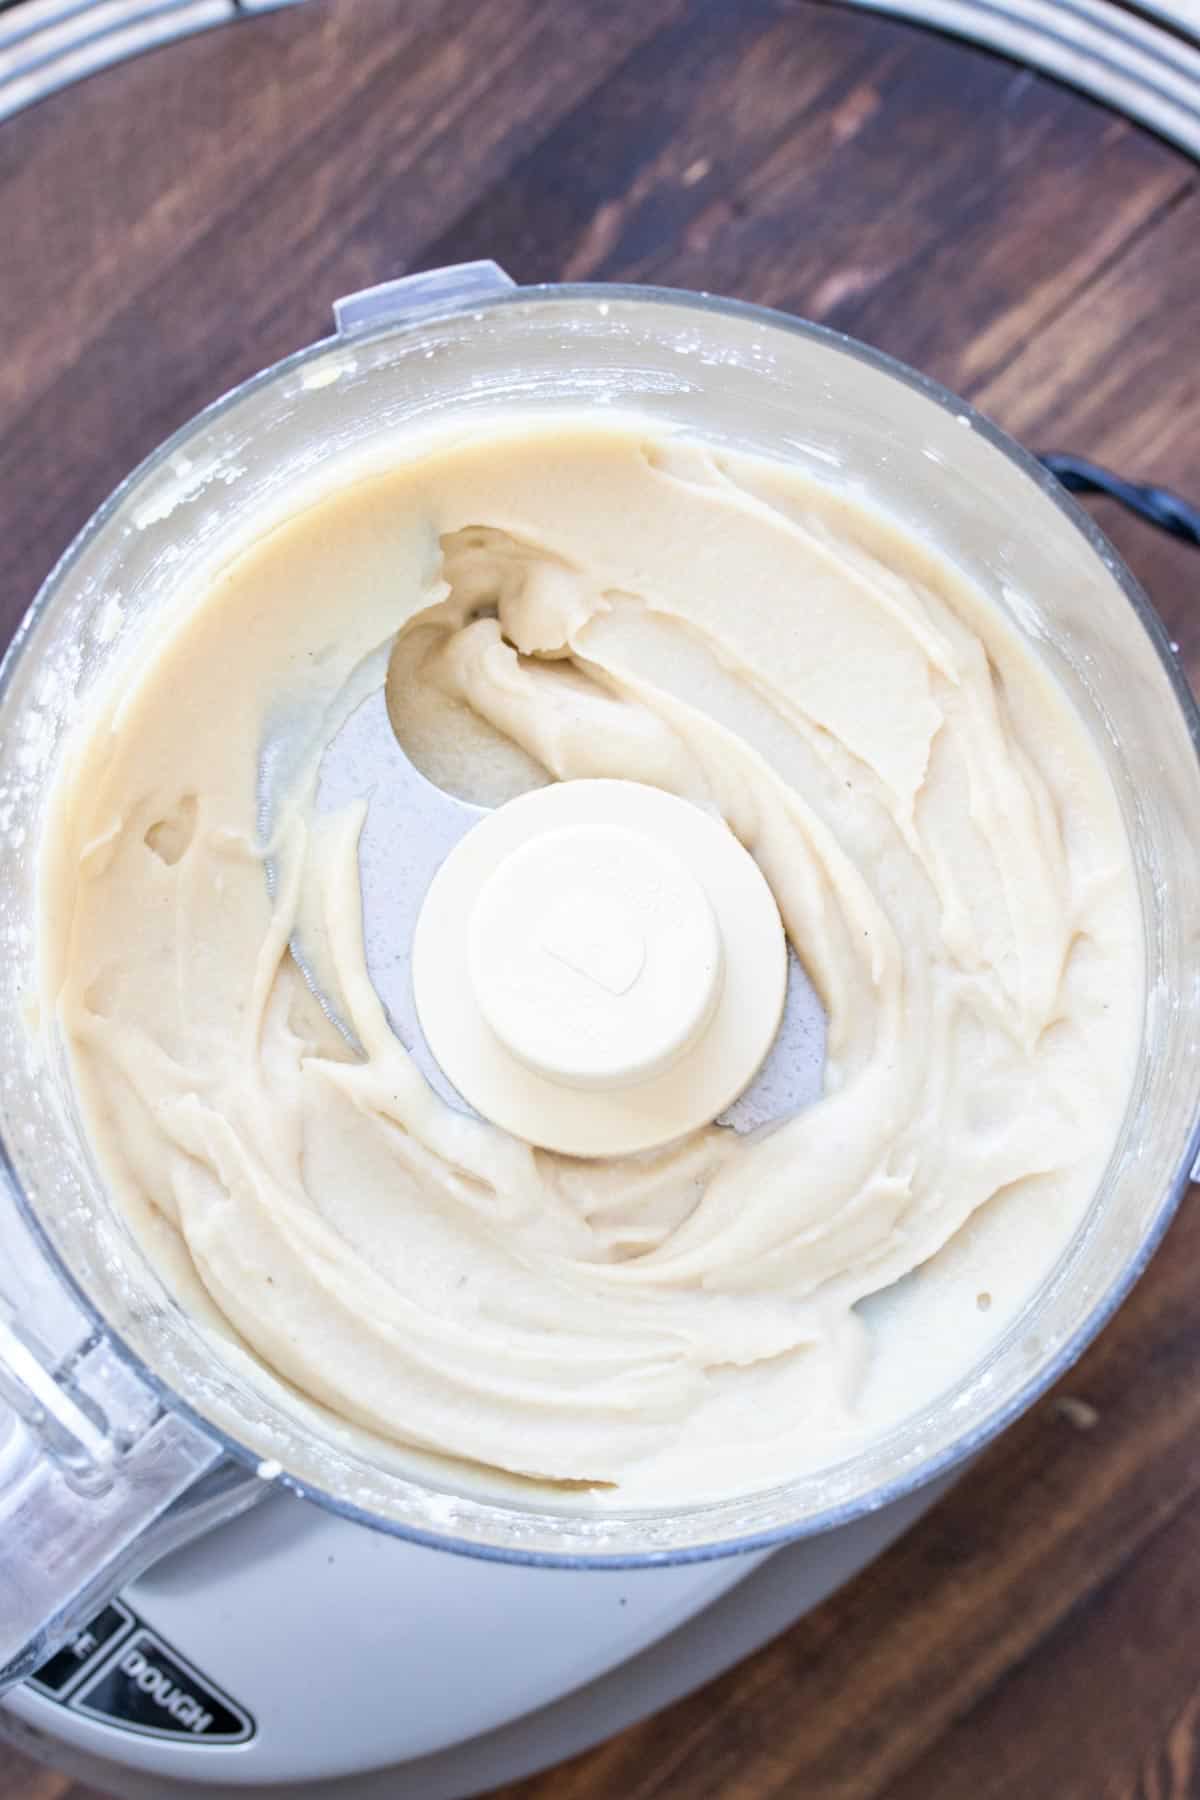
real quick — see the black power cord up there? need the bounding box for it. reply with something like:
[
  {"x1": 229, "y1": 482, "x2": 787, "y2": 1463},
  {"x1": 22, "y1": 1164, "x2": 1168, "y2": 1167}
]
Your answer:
[{"x1": 1038, "y1": 453, "x2": 1200, "y2": 549}]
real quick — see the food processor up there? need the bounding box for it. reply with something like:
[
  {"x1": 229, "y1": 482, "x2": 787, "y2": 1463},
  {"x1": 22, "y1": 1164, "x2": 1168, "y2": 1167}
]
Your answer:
[{"x1": 1, "y1": 261, "x2": 1198, "y2": 1797}]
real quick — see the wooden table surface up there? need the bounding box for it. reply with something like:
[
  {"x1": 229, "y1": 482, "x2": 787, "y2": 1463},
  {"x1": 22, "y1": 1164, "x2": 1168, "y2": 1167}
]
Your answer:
[{"x1": 1, "y1": 3, "x2": 1198, "y2": 1796}]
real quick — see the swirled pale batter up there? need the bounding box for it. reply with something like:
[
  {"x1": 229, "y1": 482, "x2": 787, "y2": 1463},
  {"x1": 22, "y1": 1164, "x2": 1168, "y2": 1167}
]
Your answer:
[{"x1": 39, "y1": 418, "x2": 1141, "y2": 1502}]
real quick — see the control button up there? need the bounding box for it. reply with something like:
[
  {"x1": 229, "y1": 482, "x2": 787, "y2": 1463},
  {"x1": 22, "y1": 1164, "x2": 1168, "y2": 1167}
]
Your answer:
[
  {"x1": 29, "y1": 1600, "x2": 135, "y2": 1699},
  {"x1": 71, "y1": 1629, "x2": 254, "y2": 1743}
]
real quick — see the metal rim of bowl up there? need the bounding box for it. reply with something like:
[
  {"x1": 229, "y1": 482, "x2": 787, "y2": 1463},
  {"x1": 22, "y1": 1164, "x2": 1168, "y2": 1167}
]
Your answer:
[{"x1": 2, "y1": 2, "x2": 1199, "y2": 161}]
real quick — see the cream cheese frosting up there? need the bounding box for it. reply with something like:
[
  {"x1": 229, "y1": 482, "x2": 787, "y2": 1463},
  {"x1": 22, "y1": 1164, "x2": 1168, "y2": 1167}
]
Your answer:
[{"x1": 38, "y1": 417, "x2": 1142, "y2": 1502}]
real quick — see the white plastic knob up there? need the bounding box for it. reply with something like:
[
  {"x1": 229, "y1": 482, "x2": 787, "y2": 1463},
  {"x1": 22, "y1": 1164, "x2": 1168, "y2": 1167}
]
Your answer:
[
  {"x1": 467, "y1": 823, "x2": 723, "y2": 1092},
  {"x1": 412, "y1": 779, "x2": 787, "y2": 1157}
]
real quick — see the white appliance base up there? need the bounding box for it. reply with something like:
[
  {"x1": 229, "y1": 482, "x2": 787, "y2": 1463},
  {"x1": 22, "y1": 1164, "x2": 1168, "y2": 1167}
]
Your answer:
[{"x1": 2, "y1": 1477, "x2": 950, "y2": 1798}]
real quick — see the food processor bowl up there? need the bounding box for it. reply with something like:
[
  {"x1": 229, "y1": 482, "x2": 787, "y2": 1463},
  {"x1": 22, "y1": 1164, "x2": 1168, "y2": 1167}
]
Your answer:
[{"x1": 2, "y1": 262, "x2": 1197, "y2": 1686}]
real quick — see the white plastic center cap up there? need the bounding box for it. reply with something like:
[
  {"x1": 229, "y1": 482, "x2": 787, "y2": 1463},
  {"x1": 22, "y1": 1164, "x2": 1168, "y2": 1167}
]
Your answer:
[
  {"x1": 412, "y1": 779, "x2": 787, "y2": 1157},
  {"x1": 467, "y1": 824, "x2": 723, "y2": 1092}
]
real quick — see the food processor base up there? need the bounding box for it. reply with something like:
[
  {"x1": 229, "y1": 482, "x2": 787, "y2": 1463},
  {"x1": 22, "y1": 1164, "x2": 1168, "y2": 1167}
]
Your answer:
[{"x1": 0, "y1": 1477, "x2": 950, "y2": 1797}]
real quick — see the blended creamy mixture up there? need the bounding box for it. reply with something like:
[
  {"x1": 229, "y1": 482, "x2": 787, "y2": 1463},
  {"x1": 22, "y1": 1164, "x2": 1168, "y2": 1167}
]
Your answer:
[{"x1": 39, "y1": 418, "x2": 1142, "y2": 1502}]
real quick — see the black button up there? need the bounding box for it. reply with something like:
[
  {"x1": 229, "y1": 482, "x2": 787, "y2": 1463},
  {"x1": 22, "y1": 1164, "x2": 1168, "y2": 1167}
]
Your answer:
[
  {"x1": 71, "y1": 1630, "x2": 254, "y2": 1743},
  {"x1": 29, "y1": 1600, "x2": 135, "y2": 1699}
]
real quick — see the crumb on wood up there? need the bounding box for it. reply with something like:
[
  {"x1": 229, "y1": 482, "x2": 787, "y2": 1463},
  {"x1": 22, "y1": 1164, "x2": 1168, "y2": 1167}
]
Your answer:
[{"x1": 1054, "y1": 1395, "x2": 1100, "y2": 1431}]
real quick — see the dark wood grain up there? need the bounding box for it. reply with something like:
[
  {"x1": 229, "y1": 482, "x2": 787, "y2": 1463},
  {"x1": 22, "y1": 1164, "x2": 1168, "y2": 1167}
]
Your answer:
[{"x1": 0, "y1": 3, "x2": 1197, "y2": 1797}]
